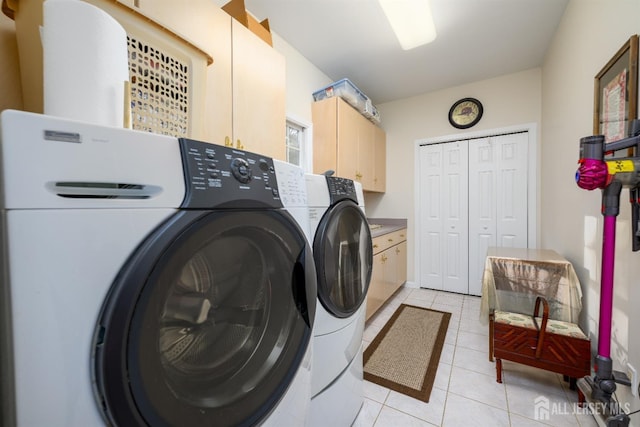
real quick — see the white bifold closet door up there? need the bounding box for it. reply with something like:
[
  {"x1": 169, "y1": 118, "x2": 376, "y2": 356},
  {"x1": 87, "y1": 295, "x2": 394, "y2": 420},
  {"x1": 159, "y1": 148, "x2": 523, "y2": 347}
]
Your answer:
[
  {"x1": 419, "y1": 141, "x2": 469, "y2": 293},
  {"x1": 467, "y1": 133, "x2": 528, "y2": 295},
  {"x1": 419, "y1": 132, "x2": 528, "y2": 295}
]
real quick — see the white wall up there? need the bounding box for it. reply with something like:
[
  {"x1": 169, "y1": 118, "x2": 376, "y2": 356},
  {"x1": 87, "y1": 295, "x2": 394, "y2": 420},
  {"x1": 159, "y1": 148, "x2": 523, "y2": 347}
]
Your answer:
[
  {"x1": 542, "y1": 0, "x2": 640, "y2": 410},
  {"x1": 270, "y1": 33, "x2": 331, "y2": 125},
  {"x1": 369, "y1": 68, "x2": 543, "y2": 286}
]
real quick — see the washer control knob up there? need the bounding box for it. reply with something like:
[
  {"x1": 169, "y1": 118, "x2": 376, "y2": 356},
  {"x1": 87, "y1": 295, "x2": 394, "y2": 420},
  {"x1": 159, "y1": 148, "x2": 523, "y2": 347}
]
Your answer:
[{"x1": 230, "y1": 158, "x2": 252, "y2": 184}]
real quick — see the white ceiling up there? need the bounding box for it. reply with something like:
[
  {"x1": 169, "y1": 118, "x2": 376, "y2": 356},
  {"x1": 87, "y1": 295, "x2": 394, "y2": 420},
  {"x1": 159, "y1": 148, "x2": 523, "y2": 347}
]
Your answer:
[{"x1": 241, "y1": 0, "x2": 569, "y2": 105}]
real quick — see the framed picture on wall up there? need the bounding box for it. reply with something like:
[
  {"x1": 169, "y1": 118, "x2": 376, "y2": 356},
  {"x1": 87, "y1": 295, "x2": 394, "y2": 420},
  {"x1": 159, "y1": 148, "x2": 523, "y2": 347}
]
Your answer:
[{"x1": 593, "y1": 34, "x2": 638, "y2": 150}]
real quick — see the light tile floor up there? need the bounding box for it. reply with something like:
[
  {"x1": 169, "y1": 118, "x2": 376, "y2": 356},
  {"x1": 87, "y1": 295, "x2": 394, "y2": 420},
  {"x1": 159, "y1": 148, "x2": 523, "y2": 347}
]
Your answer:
[{"x1": 354, "y1": 287, "x2": 599, "y2": 427}]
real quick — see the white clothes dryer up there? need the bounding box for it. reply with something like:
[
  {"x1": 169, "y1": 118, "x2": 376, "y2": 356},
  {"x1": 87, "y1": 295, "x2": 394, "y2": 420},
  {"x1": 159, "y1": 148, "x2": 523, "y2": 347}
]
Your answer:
[
  {"x1": 305, "y1": 173, "x2": 372, "y2": 427},
  {"x1": 0, "y1": 110, "x2": 316, "y2": 427}
]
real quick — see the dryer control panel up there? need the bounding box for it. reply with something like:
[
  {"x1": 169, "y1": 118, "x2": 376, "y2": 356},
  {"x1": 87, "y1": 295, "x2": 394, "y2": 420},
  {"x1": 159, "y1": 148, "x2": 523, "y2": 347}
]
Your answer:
[
  {"x1": 178, "y1": 138, "x2": 283, "y2": 209},
  {"x1": 326, "y1": 176, "x2": 358, "y2": 205}
]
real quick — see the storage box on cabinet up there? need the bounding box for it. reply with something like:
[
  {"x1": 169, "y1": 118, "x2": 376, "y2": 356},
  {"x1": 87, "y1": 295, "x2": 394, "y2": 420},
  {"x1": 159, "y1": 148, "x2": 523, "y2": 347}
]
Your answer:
[
  {"x1": 313, "y1": 78, "x2": 369, "y2": 116},
  {"x1": 221, "y1": 0, "x2": 273, "y2": 46}
]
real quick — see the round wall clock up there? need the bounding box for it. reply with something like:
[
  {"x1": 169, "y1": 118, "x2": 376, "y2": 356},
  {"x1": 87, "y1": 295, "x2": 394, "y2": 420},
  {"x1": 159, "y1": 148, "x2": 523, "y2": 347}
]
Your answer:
[{"x1": 448, "y1": 98, "x2": 483, "y2": 129}]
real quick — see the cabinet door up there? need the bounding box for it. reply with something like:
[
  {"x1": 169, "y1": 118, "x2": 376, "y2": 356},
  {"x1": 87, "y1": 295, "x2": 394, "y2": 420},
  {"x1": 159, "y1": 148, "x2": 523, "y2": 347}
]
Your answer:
[
  {"x1": 117, "y1": 0, "x2": 218, "y2": 56},
  {"x1": 395, "y1": 240, "x2": 407, "y2": 286},
  {"x1": 366, "y1": 251, "x2": 387, "y2": 320},
  {"x1": 203, "y1": 8, "x2": 233, "y2": 147},
  {"x1": 312, "y1": 99, "x2": 338, "y2": 174},
  {"x1": 231, "y1": 20, "x2": 286, "y2": 160},
  {"x1": 372, "y1": 125, "x2": 386, "y2": 192},
  {"x1": 336, "y1": 99, "x2": 360, "y2": 182},
  {"x1": 336, "y1": 99, "x2": 376, "y2": 189},
  {"x1": 357, "y1": 113, "x2": 375, "y2": 190},
  {"x1": 382, "y1": 247, "x2": 398, "y2": 299}
]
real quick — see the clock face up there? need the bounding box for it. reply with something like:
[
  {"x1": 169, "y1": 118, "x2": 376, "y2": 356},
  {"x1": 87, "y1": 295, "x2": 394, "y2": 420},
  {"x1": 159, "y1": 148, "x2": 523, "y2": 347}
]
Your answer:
[{"x1": 448, "y1": 98, "x2": 483, "y2": 129}]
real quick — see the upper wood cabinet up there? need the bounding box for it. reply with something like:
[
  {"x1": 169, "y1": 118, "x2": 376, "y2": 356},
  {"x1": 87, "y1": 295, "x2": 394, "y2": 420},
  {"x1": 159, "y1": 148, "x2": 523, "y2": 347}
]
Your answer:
[
  {"x1": 115, "y1": 0, "x2": 219, "y2": 55},
  {"x1": 204, "y1": 10, "x2": 286, "y2": 160},
  {"x1": 312, "y1": 97, "x2": 386, "y2": 192},
  {"x1": 117, "y1": 1, "x2": 286, "y2": 160},
  {"x1": 229, "y1": 20, "x2": 285, "y2": 160}
]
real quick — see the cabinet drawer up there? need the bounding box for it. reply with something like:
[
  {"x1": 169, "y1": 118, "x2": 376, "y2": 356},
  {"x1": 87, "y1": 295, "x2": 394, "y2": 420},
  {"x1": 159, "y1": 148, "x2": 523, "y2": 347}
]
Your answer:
[{"x1": 372, "y1": 228, "x2": 407, "y2": 254}]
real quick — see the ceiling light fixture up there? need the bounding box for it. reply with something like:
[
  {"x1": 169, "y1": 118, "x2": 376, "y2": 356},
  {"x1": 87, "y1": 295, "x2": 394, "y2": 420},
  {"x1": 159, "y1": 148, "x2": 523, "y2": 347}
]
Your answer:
[{"x1": 378, "y1": 0, "x2": 437, "y2": 50}]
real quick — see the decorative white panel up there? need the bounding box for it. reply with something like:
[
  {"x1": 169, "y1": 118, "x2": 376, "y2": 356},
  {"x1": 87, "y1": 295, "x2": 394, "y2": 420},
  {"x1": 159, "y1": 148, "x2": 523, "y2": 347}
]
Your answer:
[{"x1": 419, "y1": 132, "x2": 527, "y2": 295}]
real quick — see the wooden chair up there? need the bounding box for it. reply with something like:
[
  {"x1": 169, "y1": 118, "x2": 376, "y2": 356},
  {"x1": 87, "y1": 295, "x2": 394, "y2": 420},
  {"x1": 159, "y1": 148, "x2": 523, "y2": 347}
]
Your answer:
[{"x1": 490, "y1": 296, "x2": 591, "y2": 400}]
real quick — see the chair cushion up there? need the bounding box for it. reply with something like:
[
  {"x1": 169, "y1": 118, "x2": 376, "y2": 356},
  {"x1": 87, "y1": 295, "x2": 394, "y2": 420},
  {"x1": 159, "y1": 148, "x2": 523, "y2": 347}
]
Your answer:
[{"x1": 494, "y1": 310, "x2": 587, "y2": 339}]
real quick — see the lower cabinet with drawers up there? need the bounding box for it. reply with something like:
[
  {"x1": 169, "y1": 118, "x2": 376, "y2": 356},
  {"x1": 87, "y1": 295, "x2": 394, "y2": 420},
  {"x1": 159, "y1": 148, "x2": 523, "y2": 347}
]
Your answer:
[{"x1": 366, "y1": 228, "x2": 407, "y2": 320}]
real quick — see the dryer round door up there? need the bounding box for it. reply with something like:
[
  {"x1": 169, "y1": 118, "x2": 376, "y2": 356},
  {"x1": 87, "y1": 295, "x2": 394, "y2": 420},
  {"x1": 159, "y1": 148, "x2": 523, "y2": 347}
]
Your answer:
[
  {"x1": 93, "y1": 209, "x2": 316, "y2": 427},
  {"x1": 313, "y1": 200, "x2": 373, "y2": 318}
]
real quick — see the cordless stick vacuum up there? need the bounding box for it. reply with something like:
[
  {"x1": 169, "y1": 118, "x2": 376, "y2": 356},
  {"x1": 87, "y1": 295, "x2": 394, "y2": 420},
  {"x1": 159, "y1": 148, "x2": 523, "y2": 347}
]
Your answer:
[{"x1": 575, "y1": 119, "x2": 640, "y2": 427}]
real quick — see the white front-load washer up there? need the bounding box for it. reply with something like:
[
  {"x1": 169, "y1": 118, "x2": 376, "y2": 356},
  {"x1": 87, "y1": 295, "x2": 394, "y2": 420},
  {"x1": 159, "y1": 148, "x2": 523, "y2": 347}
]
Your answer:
[
  {"x1": 0, "y1": 110, "x2": 316, "y2": 427},
  {"x1": 305, "y1": 173, "x2": 372, "y2": 427}
]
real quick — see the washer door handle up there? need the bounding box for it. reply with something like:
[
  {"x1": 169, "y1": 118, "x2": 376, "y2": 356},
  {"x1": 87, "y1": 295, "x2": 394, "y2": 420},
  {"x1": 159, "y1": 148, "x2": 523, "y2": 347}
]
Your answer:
[{"x1": 292, "y1": 247, "x2": 316, "y2": 329}]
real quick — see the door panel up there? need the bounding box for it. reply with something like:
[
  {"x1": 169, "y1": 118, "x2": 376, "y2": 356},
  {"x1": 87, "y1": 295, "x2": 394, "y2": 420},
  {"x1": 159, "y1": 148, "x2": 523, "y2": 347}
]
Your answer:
[
  {"x1": 420, "y1": 131, "x2": 529, "y2": 296},
  {"x1": 419, "y1": 142, "x2": 468, "y2": 292},
  {"x1": 468, "y1": 133, "x2": 528, "y2": 295},
  {"x1": 420, "y1": 145, "x2": 444, "y2": 289},
  {"x1": 442, "y1": 142, "x2": 468, "y2": 293},
  {"x1": 468, "y1": 138, "x2": 496, "y2": 295},
  {"x1": 366, "y1": 252, "x2": 386, "y2": 320},
  {"x1": 496, "y1": 133, "x2": 528, "y2": 249},
  {"x1": 232, "y1": 21, "x2": 286, "y2": 159},
  {"x1": 336, "y1": 102, "x2": 360, "y2": 182},
  {"x1": 395, "y1": 241, "x2": 408, "y2": 285}
]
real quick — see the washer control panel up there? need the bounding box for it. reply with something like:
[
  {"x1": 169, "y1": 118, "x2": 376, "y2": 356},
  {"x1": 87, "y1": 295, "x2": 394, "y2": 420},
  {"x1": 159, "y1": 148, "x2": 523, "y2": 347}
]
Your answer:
[
  {"x1": 179, "y1": 138, "x2": 282, "y2": 209},
  {"x1": 326, "y1": 176, "x2": 358, "y2": 204}
]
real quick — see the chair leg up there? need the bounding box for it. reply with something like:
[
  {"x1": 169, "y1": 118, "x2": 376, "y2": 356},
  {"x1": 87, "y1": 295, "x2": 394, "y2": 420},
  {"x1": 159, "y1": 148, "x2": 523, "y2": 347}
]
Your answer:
[
  {"x1": 496, "y1": 358, "x2": 502, "y2": 383},
  {"x1": 489, "y1": 313, "x2": 494, "y2": 362},
  {"x1": 578, "y1": 388, "x2": 586, "y2": 407}
]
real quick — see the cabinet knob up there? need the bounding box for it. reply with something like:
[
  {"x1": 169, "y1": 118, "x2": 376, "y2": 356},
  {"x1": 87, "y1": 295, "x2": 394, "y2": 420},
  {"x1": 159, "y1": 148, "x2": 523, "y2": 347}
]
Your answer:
[
  {"x1": 381, "y1": 254, "x2": 388, "y2": 263},
  {"x1": 400, "y1": 234, "x2": 405, "y2": 238},
  {"x1": 355, "y1": 172, "x2": 363, "y2": 180},
  {"x1": 373, "y1": 244, "x2": 379, "y2": 249},
  {"x1": 236, "y1": 139, "x2": 244, "y2": 150},
  {"x1": 224, "y1": 136, "x2": 232, "y2": 147},
  {"x1": 396, "y1": 247, "x2": 401, "y2": 254},
  {"x1": 388, "y1": 238, "x2": 393, "y2": 242}
]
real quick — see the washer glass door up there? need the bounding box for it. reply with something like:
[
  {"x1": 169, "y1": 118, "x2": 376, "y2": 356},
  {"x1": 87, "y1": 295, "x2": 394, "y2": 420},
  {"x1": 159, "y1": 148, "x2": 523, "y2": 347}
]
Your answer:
[
  {"x1": 314, "y1": 200, "x2": 373, "y2": 318},
  {"x1": 93, "y1": 209, "x2": 315, "y2": 427}
]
